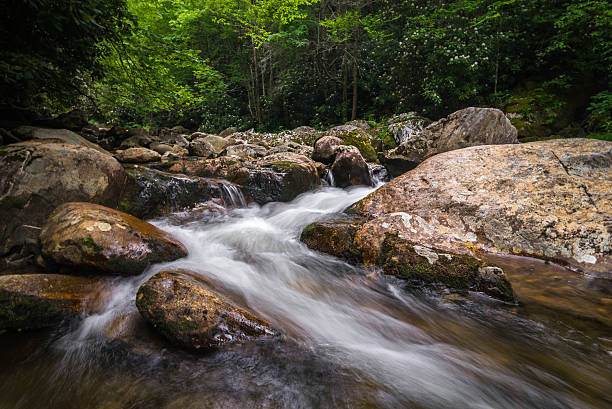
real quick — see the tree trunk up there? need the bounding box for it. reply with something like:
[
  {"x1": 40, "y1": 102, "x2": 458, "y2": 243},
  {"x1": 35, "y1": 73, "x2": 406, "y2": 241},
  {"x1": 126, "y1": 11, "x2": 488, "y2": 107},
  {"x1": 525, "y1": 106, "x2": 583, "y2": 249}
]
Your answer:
[
  {"x1": 351, "y1": 31, "x2": 358, "y2": 121},
  {"x1": 252, "y1": 39, "x2": 262, "y2": 124},
  {"x1": 342, "y1": 50, "x2": 348, "y2": 122}
]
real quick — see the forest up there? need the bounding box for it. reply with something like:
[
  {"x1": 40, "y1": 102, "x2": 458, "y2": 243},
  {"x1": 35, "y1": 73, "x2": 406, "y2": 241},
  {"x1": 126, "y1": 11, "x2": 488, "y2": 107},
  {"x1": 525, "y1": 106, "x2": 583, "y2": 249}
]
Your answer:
[
  {"x1": 1, "y1": 0, "x2": 610, "y2": 139},
  {"x1": 1, "y1": 2, "x2": 612, "y2": 408}
]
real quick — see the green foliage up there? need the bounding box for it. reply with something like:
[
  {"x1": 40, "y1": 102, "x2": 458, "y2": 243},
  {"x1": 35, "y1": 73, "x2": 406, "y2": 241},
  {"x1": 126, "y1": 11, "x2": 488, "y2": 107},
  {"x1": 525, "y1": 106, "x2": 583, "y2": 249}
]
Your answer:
[{"x1": 4, "y1": 0, "x2": 609, "y2": 137}]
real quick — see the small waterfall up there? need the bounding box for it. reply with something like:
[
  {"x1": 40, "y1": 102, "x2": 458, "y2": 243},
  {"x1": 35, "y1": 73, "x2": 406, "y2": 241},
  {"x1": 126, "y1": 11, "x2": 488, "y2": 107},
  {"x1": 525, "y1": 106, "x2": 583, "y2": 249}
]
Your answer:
[
  {"x1": 221, "y1": 183, "x2": 247, "y2": 208},
  {"x1": 368, "y1": 164, "x2": 390, "y2": 187},
  {"x1": 326, "y1": 169, "x2": 335, "y2": 187}
]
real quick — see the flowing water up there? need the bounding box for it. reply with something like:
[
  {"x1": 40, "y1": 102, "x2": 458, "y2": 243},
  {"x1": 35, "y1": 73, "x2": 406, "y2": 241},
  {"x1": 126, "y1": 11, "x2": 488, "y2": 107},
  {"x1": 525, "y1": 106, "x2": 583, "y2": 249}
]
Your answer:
[{"x1": 1, "y1": 184, "x2": 611, "y2": 409}]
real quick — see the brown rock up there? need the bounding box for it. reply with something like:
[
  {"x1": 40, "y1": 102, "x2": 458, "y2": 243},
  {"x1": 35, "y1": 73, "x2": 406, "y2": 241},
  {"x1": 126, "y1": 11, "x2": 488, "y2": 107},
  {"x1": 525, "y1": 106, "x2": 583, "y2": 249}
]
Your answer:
[
  {"x1": 12, "y1": 125, "x2": 110, "y2": 154},
  {"x1": 393, "y1": 107, "x2": 518, "y2": 163},
  {"x1": 313, "y1": 135, "x2": 344, "y2": 164},
  {"x1": 352, "y1": 139, "x2": 612, "y2": 275},
  {"x1": 40, "y1": 202, "x2": 188, "y2": 275},
  {"x1": 0, "y1": 274, "x2": 111, "y2": 330},
  {"x1": 330, "y1": 150, "x2": 372, "y2": 187},
  {"x1": 136, "y1": 270, "x2": 278, "y2": 351},
  {"x1": 0, "y1": 141, "x2": 126, "y2": 256},
  {"x1": 115, "y1": 147, "x2": 161, "y2": 163}
]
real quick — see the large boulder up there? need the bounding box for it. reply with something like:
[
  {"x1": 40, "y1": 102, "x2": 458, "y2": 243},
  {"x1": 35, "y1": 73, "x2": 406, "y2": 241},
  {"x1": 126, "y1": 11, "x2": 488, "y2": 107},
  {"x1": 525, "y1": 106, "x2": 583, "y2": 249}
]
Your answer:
[
  {"x1": 40, "y1": 202, "x2": 188, "y2": 275},
  {"x1": 312, "y1": 135, "x2": 344, "y2": 164},
  {"x1": 349, "y1": 139, "x2": 611, "y2": 276},
  {"x1": 136, "y1": 270, "x2": 278, "y2": 351},
  {"x1": 0, "y1": 274, "x2": 110, "y2": 330},
  {"x1": 115, "y1": 147, "x2": 161, "y2": 163},
  {"x1": 190, "y1": 134, "x2": 229, "y2": 156},
  {"x1": 393, "y1": 107, "x2": 518, "y2": 163},
  {"x1": 12, "y1": 126, "x2": 110, "y2": 154},
  {"x1": 219, "y1": 126, "x2": 238, "y2": 137},
  {"x1": 0, "y1": 141, "x2": 126, "y2": 256},
  {"x1": 119, "y1": 166, "x2": 246, "y2": 219},
  {"x1": 330, "y1": 149, "x2": 372, "y2": 187}
]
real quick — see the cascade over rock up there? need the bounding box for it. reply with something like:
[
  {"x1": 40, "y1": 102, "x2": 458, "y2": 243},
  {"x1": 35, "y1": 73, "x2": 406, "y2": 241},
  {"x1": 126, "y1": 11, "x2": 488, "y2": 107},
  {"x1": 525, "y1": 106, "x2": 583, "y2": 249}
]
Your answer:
[
  {"x1": 119, "y1": 166, "x2": 246, "y2": 219},
  {"x1": 307, "y1": 139, "x2": 612, "y2": 277}
]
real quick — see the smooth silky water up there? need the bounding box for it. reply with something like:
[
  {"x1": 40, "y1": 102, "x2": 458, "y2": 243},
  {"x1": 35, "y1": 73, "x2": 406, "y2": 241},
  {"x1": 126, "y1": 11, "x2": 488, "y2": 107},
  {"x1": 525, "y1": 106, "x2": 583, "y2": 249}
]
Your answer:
[{"x1": 1, "y1": 183, "x2": 611, "y2": 409}]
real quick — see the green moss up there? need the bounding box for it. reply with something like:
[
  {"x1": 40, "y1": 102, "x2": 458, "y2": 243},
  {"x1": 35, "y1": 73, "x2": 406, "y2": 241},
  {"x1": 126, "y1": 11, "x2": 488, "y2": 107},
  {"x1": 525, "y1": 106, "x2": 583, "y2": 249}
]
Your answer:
[
  {"x1": 301, "y1": 223, "x2": 316, "y2": 237},
  {"x1": 0, "y1": 291, "x2": 67, "y2": 330},
  {"x1": 340, "y1": 130, "x2": 378, "y2": 162},
  {"x1": 81, "y1": 237, "x2": 104, "y2": 252}
]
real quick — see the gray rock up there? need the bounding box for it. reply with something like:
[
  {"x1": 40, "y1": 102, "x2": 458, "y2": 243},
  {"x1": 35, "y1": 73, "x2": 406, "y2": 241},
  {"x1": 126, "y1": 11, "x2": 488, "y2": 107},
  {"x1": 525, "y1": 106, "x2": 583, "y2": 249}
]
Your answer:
[
  {"x1": 0, "y1": 140, "x2": 126, "y2": 256},
  {"x1": 12, "y1": 126, "x2": 110, "y2": 154},
  {"x1": 189, "y1": 138, "x2": 216, "y2": 158}
]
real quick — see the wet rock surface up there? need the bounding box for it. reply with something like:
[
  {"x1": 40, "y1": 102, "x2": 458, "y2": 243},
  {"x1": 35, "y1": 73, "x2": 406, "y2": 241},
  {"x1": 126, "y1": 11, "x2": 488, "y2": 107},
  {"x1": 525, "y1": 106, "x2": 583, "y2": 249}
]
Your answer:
[
  {"x1": 0, "y1": 274, "x2": 110, "y2": 330},
  {"x1": 119, "y1": 166, "x2": 246, "y2": 219},
  {"x1": 352, "y1": 139, "x2": 612, "y2": 275},
  {"x1": 330, "y1": 149, "x2": 372, "y2": 187},
  {"x1": 40, "y1": 202, "x2": 188, "y2": 275},
  {"x1": 301, "y1": 218, "x2": 515, "y2": 301},
  {"x1": 136, "y1": 270, "x2": 279, "y2": 351},
  {"x1": 164, "y1": 152, "x2": 320, "y2": 204},
  {"x1": 0, "y1": 141, "x2": 126, "y2": 256}
]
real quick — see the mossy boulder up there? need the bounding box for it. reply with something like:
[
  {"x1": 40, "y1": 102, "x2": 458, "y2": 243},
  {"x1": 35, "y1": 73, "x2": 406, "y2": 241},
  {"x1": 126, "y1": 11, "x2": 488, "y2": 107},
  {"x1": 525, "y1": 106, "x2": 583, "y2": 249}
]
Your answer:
[
  {"x1": 40, "y1": 202, "x2": 188, "y2": 275},
  {"x1": 300, "y1": 217, "x2": 365, "y2": 265},
  {"x1": 136, "y1": 270, "x2": 279, "y2": 351},
  {"x1": 301, "y1": 221, "x2": 515, "y2": 302},
  {"x1": 0, "y1": 274, "x2": 110, "y2": 330},
  {"x1": 378, "y1": 234, "x2": 515, "y2": 302},
  {"x1": 245, "y1": 152, "x2": 320, "y2": 203},
  {"x1": 0, "y1": 140, "x2": 126, "y2": 256},
  {"x1": 327, "y1": 128, "x2": 377, "y2": 162}
]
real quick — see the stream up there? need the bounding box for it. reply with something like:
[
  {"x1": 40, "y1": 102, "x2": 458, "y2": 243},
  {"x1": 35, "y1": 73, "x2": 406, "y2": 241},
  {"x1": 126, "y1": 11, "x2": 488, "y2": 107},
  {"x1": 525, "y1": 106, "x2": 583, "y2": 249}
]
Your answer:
[{"x1": 1, "y1": 184, "x2": 611, "y2": 409}]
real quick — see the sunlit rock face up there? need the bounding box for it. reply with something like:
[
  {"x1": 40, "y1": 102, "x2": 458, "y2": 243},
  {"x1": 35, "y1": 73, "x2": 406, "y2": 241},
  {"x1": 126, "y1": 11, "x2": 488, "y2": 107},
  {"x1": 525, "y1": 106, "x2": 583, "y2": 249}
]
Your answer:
[
  {"x1": 40, "y1": 202, "x2": 187, "y2": 275},
  {"x1": 353, "y1": 138, "x2": 611, "y2": 276}
]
